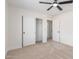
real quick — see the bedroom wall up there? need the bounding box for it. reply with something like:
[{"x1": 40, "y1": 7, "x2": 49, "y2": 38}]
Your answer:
[
  {"x1": 7, "y1": 5, "x2": 52, "y2": 51},
  {"x1": 53, "y1": 11, "x2": 73, "y2": 46}
]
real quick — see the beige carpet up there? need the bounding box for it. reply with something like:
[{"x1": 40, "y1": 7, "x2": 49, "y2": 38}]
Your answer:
[{"x1": 6, "y1": 40, "x2": 73, "y2": 59}]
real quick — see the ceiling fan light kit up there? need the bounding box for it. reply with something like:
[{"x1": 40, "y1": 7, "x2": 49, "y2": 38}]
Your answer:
[
  {"x1": 39, "y1": 0, "x2": 73, "y2": 11},
  {"x1": 53, "y1": 3, "x2": 58, "y2": 7}
]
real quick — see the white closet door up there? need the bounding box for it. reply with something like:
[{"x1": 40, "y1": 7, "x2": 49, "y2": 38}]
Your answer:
[
  {"x1": 53, "y1": 19, "x2": 60, "y2": 42},
  {"x1": 23, "y1": 15, "x2": 35, "y2": 46}
]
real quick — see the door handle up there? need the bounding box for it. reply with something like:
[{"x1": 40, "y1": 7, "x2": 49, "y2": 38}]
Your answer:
[{"x1": 23, "y1": 32, "x2": 25, "y2": 34}]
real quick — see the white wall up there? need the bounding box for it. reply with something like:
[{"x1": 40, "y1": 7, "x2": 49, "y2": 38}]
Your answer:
[
  {"x1": 53, "y1": 11, "x2": 73, "y2": 46},
  {"x1": 8, "y1": 5, "x2": 52, "y2": 51},
  {"x1": 8, "y1": 6, "x2": 22, "y2": 50}
]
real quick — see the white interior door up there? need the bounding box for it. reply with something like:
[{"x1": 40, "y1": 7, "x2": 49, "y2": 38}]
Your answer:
[
  {"x1": 36, "y1": 18, "x2": 42, "y2": 42},
  {"x1": 23, "y1": 15, "x2": 35, "y2": 46},
  {"x1": 53, "y1": 19, "x2": 60, "y2": 42}
]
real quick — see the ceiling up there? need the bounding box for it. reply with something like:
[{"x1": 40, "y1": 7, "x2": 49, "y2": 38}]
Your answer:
[{"x1": 7, "y1": 0, "x2": 73, "y2": 16}]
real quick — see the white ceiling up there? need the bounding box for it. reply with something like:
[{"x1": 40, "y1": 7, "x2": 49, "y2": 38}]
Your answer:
[{"x1": 7, "y1": 0, "x2": 73, "y2": 16}]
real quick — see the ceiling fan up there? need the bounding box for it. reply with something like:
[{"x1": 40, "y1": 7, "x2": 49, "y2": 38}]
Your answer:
[{"x1": 39, "y1": 0, "x2": 73, "y2": 11}]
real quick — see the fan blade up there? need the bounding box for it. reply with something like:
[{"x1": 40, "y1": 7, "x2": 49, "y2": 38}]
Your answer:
[
  {"x1": 47, "y1": 6, "x2": 53, "y2": 11},
  {"x1": 58, "y1": 1, "x2": 73, "y2": 4},
  {"x1": 57, "y1": 6, "x2": 63, "y2": 11},
  {"x1": 39, "y1": 1, "x2": 52, "y2": 4}
]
